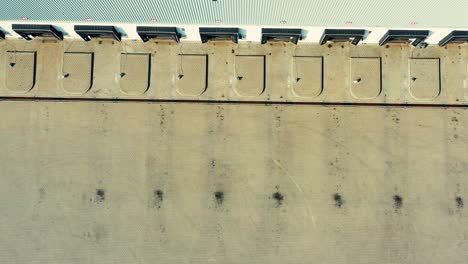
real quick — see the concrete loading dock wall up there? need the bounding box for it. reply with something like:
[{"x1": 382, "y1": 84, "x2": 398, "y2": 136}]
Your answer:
[
  {"x1": 0, "y1": 40, "x2": 466, "y2": 105},
  {"x1": 0, "y1": 41, "x2": 467, "y2": 264}
]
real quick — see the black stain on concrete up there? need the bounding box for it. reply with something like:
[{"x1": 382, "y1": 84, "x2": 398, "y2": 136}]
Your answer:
[
  {"x1": 95, "y1": 189, "x2": 105, "y2": 203},
  {"x1": 216, "y1": 106, "x2": 225, "y2": 121},
  {"x1": 272, "y1": 192, "x2": 284, "y2": 207},
  {"x1": 393, "y1": 194, "x2": 403, "y2": 209},
  {"x1": 38, "y1": 188, "x2": 46, "y2": 201},
  {"x1": 334, "y1": 193, "x2": 344, "y2": 208},
  {"x1": 214, "y1": 191, "x2": 224, "y2": 206},
  {"x1": 154, "y1": 190, "x2": 164, "y2": 209},
  {"x1": 456, "y1": 196, "x2": 464, "y2": 209},
  {"x1": 159, "y1": 105, "x2": 166, "y2": 129}
]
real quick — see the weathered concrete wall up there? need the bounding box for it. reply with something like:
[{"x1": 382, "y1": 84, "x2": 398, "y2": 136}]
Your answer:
[
  {"x1": 0, "y1": 100, "x2": 467, "y2": 263},
  {"x1": 0, "y1": 40, "x2": 466, "y2": 105}
]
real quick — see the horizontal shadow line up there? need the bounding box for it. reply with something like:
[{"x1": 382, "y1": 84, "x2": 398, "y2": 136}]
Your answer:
[{"x1": 0, "y1": 96, "x2": 467, "y2": 109}]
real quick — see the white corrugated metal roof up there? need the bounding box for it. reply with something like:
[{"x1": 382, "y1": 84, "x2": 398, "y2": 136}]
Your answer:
[{"x1": 1, "y1": 0, "x2": 467, "y2": 28}]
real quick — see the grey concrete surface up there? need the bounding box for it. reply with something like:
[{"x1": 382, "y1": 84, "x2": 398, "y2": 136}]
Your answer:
[{"x1": 0, "y1": 101, "x2": 467, "y2": 263}]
